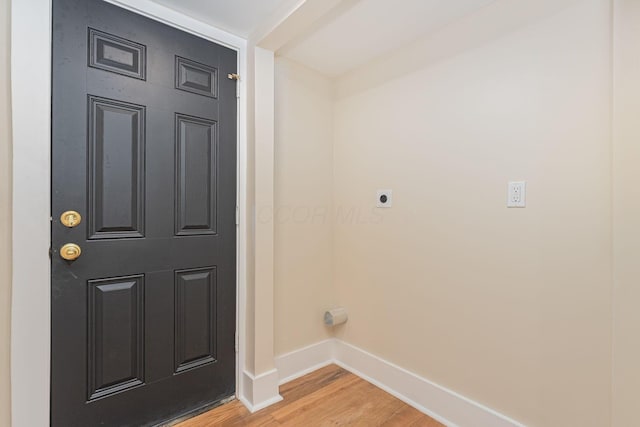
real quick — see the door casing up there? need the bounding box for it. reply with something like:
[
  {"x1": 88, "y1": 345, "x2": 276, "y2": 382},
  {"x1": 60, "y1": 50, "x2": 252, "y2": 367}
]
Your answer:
[{"x1": 10, "y1": 1, "x2": 248, "y2": 425}]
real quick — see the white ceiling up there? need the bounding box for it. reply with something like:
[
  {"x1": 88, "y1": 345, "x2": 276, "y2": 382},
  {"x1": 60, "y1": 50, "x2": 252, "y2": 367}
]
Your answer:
[
  {"x1": 281, "y1": 0, "x2": 496, "y2": 77},
  {"x1": 148, "y1": 0, "x2": 496, "y2": 76},
  {"x1": 149, "y1": 0, "x2": 293, "y2": 38}
]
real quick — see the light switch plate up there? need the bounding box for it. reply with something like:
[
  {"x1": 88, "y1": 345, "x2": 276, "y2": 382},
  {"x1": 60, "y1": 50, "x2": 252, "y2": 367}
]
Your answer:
[
  {"x1": 507, "y1": 181, "x2": 526, "y2": 208},
  {"x1": 377, "y1": 190, "x2": 392, "y2": 208}
]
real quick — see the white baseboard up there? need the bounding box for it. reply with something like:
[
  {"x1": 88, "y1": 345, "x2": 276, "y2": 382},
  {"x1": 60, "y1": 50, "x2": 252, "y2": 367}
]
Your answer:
[
  {"x1": 239, "y1": 369, "x2": 283, "y2": 413},
  {"x1": 275, "y1": 339, "x2": 335, "y2": 385},
  {"x1": 274, "y1": 339, "x2": 525, "y2": 427},
  {"x1": 333, "y1": 340, "x2": 525, "y2": 427}
]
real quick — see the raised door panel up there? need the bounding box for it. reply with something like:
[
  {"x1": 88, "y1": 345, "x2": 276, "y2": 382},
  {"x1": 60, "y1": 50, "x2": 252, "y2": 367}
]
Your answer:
[
  {"x1": 174, "y1": 267, "x2": 217, "y2": 373},
  {"x1": 88, "y1": 96, "x2": 145, "y2": 239},
  {"x1": 89, "y1": 28, "x2": 147, "y2": 80},
  {"x1": 175, "y1": 114, "x2": 217, "y2": 236},
  {"x1": 175, "y1": 56, "x2": 218, "y2": 98},
  {"x1": 88, "y1": 275, "x2": 145, "y2": 400}
]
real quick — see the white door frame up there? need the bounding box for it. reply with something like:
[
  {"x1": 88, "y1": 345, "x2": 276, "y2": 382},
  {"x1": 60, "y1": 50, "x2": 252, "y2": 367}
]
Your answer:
[{"x1": 10, "y1": 1, "x2": 248, "y2": 425}]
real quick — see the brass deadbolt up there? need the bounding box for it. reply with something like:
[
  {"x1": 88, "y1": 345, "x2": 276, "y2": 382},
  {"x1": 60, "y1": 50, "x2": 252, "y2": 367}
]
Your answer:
[
  {"x1": 61, "y1": 210, "x2": 82, "y2": 228},
  {"x1": 60, "y1": 243, "x2": 82, "y2": 261}
]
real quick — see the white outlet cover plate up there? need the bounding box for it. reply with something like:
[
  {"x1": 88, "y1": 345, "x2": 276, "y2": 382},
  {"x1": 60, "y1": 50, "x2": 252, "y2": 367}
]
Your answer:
[
  {"x1": 507, "y1": 181, "x2": 526, "y2": 208},
  {"x1": 377, "y1": 189, "x2": 393, "y2": 208}
]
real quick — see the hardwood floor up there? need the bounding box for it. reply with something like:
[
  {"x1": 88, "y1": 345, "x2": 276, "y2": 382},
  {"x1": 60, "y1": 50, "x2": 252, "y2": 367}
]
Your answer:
[{"x1": 176, "y1": 364, "x2": 443, "y2": 426}]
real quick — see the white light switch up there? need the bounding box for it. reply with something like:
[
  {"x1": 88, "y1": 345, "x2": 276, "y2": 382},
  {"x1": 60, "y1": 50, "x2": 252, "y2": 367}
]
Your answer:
[
  {"x1": 377, "y1": 190, "x2": 392, "y2": 208},
  {"x1": 507, "y1": 181, "x2": 526, "y2": 208}
]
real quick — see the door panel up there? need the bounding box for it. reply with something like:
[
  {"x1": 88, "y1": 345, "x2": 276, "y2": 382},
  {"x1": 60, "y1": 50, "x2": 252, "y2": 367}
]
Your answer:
[
  {"x1": 174, "y1": 267, "x2": 217, "y2": 373},
  {"x1": 51, "y1": 0, "x2": 237, "y2": 425},
  {"x1": 87, "y1": 275, "x2": 145, "y2": 401},
  {"x1": 88, "y1": 96, "x2": 146, "y2": 238},
  {"x1": 175, "y1": 56, "x2": 218, "y2": 98},
  {"x1": 89, "y1": 28, "x2": 147, "y2": 80},
  {"x1": 175, "y1": 114, "x2": 218, "y2": 235}
]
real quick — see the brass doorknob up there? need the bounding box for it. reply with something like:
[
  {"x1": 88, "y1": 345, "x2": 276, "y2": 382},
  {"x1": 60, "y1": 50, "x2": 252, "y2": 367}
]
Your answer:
[
  {"x1": 60, "y1": 210, "x2": 82, "y2": 228},
  {"x1": 60, "y1": 243, "x2": 82, "y2": 261}
]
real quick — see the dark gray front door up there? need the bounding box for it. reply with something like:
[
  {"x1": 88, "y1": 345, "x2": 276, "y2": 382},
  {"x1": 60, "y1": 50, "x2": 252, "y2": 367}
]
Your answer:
[{"x1": 51, "y1": 0, "x2": 237, "y2": 425}]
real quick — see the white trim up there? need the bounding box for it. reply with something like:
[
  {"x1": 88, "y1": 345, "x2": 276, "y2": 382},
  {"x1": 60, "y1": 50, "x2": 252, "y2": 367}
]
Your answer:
[
  {"x1": 275, "y1": 339, "x2": 335, "y2": 385},
  {"x1": 334, "y1": 340, "x2": 525, "y2": 427},
  {"x1": 10, "y1": 2, "x2": 248, "y2": 426},
  {"x1": 104, "y1": 0, "x2": 246, "y2": 50},
  {"x1": 10, "y1": 2, "x2": 52, "y2": 426},
  {"x1": 238, "y1": 395, "x2": 283, "y2": 414},
  {"x1": 238, "y1": 369, "x2": 283, "y2": 413},
  {"x1": 275, "y1": 339, "x2": 526, "y2": 427},
  {"x1": 251, "y1": 45, "x2": 278, "y2": 398}
]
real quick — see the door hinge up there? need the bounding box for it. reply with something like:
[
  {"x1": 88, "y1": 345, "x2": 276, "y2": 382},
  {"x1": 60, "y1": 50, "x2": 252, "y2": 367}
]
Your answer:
[
  {"x1": 228, "y1": 73, "x2": 240, "y2": 98},
  {"x1": 235, "y1": 205, "x2": 239, "y2": 225},
  {"x1": 235, "y1": 331, "x2": 239, "y2": 353}
]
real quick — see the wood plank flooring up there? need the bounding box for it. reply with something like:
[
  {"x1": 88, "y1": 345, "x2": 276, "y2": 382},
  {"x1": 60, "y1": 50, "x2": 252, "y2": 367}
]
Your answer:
[{"x1": 176, "y1": 364, "x2": 443, "y2": 426}]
